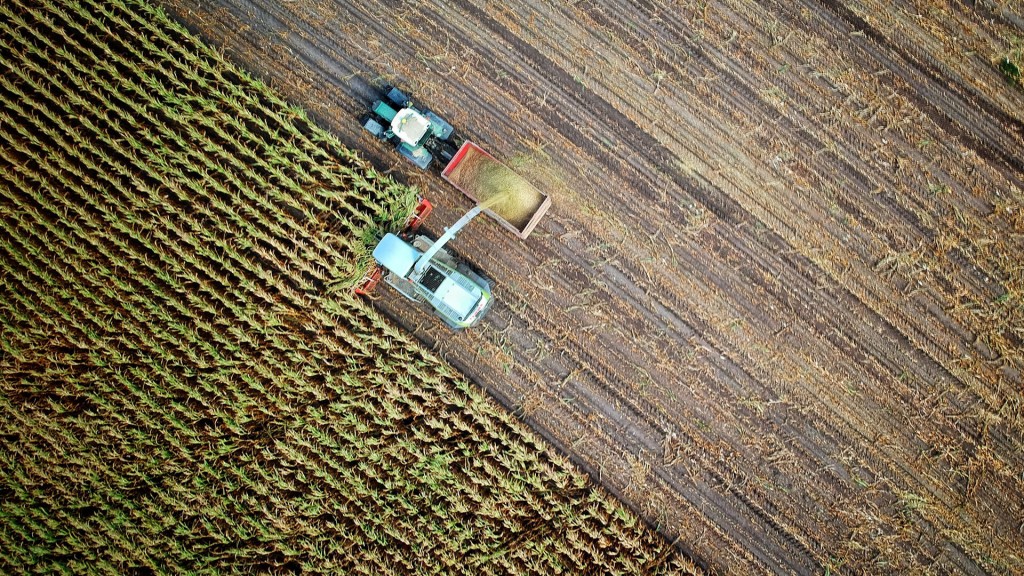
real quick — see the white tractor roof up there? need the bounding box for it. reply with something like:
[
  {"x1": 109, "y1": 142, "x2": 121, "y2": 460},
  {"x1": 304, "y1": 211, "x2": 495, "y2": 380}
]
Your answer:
[
  {"x1": 373, "y1": 233, "x2": 421, "y2": 277},
  {"x1": 391, "y1": 108, "x2": 431, "y2": 145}
]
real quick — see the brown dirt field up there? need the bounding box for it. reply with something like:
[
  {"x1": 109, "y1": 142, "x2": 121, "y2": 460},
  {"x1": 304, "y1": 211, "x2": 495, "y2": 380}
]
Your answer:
[{"x1": 161, "y1": 0, "x2": 1024, "y2": 573}]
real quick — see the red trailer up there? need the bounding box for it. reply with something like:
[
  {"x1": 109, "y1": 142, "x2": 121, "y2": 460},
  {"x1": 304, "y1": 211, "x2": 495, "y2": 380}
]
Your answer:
[{"x1": 441, "y1": 142, "x2": 551, "y2": 240}]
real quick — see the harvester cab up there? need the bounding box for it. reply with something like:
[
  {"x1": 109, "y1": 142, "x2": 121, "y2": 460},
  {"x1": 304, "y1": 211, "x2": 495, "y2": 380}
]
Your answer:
[{"x1": 355, "y1": 199, "x2": 493, "y2": 330}]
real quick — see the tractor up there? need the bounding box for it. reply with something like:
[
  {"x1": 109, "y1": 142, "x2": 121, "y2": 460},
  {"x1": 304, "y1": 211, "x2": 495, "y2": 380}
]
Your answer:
[{"x1": 361, "y1": 85, "x2": 459, "y2": 170}]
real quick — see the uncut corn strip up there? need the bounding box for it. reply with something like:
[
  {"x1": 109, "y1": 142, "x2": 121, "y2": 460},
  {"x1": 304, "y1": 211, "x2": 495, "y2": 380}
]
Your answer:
[{"x1": 0, "y1": 0, "x2": 698, "y2": 574}]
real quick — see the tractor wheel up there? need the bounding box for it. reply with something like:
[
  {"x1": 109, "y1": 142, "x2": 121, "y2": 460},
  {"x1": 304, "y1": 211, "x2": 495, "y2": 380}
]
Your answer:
[{"x1": 383, "y1": 85, "x2": 411, "y2": 108}]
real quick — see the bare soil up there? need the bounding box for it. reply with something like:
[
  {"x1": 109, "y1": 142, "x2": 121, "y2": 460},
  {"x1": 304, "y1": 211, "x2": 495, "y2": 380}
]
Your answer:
[{"x1": 161, "y1": 0, "x2": 1024, "y2": 573}]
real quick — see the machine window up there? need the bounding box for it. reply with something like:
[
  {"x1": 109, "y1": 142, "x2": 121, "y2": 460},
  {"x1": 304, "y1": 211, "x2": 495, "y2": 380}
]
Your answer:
[{"x1": 421, "y1": 267, "x2": 446, "y2": 293}]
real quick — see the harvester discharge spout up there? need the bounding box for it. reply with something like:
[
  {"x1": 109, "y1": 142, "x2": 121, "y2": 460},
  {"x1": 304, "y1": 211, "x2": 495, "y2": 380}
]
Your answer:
[{"x1": 414, "y1": 205, "x2": 483, "y2": 275}]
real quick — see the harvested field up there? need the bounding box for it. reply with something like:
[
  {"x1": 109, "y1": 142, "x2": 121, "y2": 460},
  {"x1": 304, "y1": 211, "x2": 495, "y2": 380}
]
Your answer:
[
  {"x1": 161, "y1": 0, "x2": 1024, "y2": 573},
  {"x1": 0, "y1": 0, "x2": 696, "y2": 573}
]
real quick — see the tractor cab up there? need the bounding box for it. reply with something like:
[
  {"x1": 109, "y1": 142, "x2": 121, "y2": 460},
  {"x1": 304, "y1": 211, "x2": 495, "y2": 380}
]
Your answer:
[
  {"x1": 391, "y1": 108, "x2": 431, "y2": 145},
  {"x1": 361, "y1": 86, "x2": 457, "y2": 170}
]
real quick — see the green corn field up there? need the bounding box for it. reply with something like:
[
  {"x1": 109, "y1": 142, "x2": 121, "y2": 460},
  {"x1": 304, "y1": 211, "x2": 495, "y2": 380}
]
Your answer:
[{"x1": 0, "y1": 0, "x2": 693, "y2": 573}]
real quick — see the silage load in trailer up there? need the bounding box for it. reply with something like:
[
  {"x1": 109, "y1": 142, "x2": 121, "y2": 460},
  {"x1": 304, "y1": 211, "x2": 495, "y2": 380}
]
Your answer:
[{"x1": 442, "y1": 141, "x2": 550, "y2": 239}]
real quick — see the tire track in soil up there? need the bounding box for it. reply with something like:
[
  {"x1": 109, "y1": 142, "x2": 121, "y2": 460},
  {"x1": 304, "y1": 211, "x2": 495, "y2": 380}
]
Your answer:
[
  {"x1": 807, "y1": 0, "x2": 1024, "y2": 182},
  {"x1": 541, "y1": 210, "x2": 957, "y2": 574},
  {"x1": 454, "y1": 283, "x2": 814, "y2": 572},
  {"x1": 162, "y1": 0, "x2": 1024, "y2": 573},
  {"x1": 688, "y1": 0, "x2": 1024, "y2": 469},
  {"x1": 732, "y1": 0, "x2": 1024, "y2": 520},
  {"x1": 510, "y1": 260, "x2": 815, "y2": 571}
]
